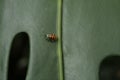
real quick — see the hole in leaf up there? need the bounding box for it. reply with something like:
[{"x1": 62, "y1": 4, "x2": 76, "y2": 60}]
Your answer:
[
  {"x1": 7, "y1": 32, "x2": 30, "y2": 80},
  {"x1": 99, "y1": 55, "x2": 120, "y2": 80}
]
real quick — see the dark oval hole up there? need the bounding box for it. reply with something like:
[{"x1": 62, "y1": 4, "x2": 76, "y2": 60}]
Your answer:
[
  {"x1": 99, "y1": 55, "x2": 120, "y2": 80},
  {"x1": 7, "y1": 32, "x2": 30, "y2": 80}
]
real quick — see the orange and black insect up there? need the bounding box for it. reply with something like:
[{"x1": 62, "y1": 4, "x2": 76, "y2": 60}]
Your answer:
[{"x1": 46, "y1": 33, "x2": 58, "y2": 42}]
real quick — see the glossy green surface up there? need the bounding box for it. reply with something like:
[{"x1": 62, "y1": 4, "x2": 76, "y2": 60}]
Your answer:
[
  {"x1": 63, "y1": 0, "x2": 120, "y2": 80},
  {"x1": 0, "y1": 0, "x2": 60, "y2": 80},
  {"x1": 1, "y1": 0, "x2": 120, "y2": 80}
]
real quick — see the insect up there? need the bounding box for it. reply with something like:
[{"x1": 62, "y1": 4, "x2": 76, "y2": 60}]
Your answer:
[{"x1": 46, "y1": 33, "x2": 58, "y2": 42}]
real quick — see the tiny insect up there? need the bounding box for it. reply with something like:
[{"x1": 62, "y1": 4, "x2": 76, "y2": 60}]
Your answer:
[{"x1": 46, "y1": 33, "x2": 58, "y2": 42}]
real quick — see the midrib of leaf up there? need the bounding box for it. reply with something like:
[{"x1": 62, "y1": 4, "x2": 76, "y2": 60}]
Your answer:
[{"x1": 57, "y1": 0, "x2": 64, "y2": 80}]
